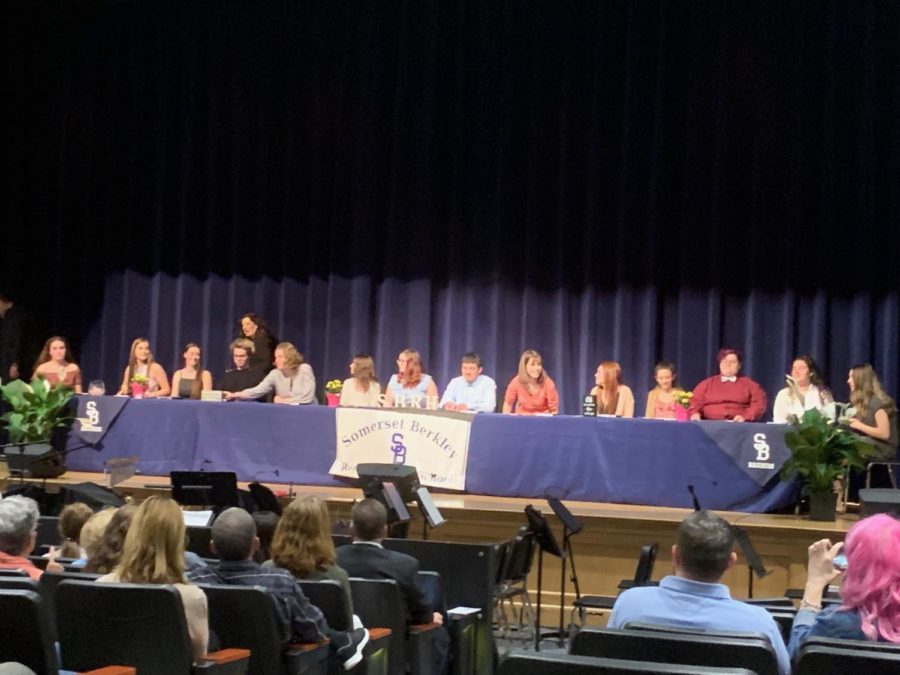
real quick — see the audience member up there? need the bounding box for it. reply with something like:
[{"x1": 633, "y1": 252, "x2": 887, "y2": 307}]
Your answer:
[
  {"x1": 0, "y1": 496, "x2": 63, "y2": 578},
  {"x1": 55, "y1": 502, "x2": 92, "y2": 558},
  {"x1": 117, "y1": 337, "x2": 170, "y2": 398},
  {"x1": 502, "y1": 349, "x2": 559, "y2": 415},
  {"x1": 644, "y1": 361, "x2": 685, "y2": 419},
  {"x1": 31, "y1": 336, "x2": 83, "y2": 393},
  {"x1": 71, "y1": 507, "x2": 116, "y2": 567},
  {"x1": 788, "y1": 514, "x2": 900, "y2": 655},
  {"x1": 383, "y1": 349, "x2": 439, "y2": 408},
  {"x1": 688, "y1": 348, "x2": 767, "y2": 422},
  {"x1": 609, "y1": 510, "x2": 789, "y2": 675},
  {"x1": 269, "y1": 496, "x2": 354, "y2": 618},
  {"x1": 846, "y1": 363, "x2": 898, "y2": 461},
  {"x1": 97, "y1": 496, "x2": 208, "y2": 663},
  {"x1": 252, "y1": 510, "x2": 280, "y2": 564},
  {"x1": 225, "y1": 342, "x2": 316, "y2": 404},
  {"x1": 440, "y1": 352, "x2": 497, "y2": 412},
  {"x1": 171, "y1": 343, "x2": 213, "y2": 399},
  {"x1": 336, "y1": 499, "x2": 448, "y2": 674},
  {"x1": 772, "y1": 355, "x2": 833, "y2": 424},
  {"x1": 590, "y1": 360, "x2": 634, "y2": 417},
  {"x1": 238, "y1": 313, "x2": 277, "y2": 372},
  {"x1": 217, "y1": 338, "x2": 265, "y2": 393},
  {"x1": 188, "y1": 507, "x2": 369, "y2": 670},
  {"x1": 84, "y1": 504, "x2": 137, "y2": 574},
  {"x1": 339, "y1": 354, "x2": 382, "y2": 407}
]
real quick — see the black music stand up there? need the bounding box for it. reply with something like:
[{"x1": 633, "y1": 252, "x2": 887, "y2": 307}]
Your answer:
[
  {"x1": 356, "y1": 463, "x2": 446, "y2": 538},
  {"x1": 524, "y1": 504, "x2": 563, "y2": 651},
  {"x1": 170, "y1": 471, "x2": 239, "y2": 514}
]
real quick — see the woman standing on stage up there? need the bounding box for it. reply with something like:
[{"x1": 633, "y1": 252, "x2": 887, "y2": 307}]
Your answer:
[
  {"x1": 772, "y1": 355, "x2": 833, "y2": 423},
  {"x1": 590, "y1": 360, "x2": 635, "y2": 417},
  {"x1": 644, "y1": 361, "x2": 684, "y2": 419},
  {"x1": 846, "y1": 363, "x2": 898, "y2": 461},
  {"x1": 171, "y1": 343, "x2": 213, "y2": 399},
  {"x1": 117, "y1": 337, "x2": 170, "y2": 397},
  {"x1": 32, "y1": 336, "x2": 83, "y2": 392},
  {"x1": 239, "y1": 313, "x2": 278, "y2": 372},
  {"x1": 225, "y1": 342, "x2": 316, "y2": 404},
  {"x1": 340, "y1": 354, "x2": 382, "y2": 407},
  {"x1": 503, "y1": 349, "x2": 559, "y2": 415},
  {"x1": 383, "y1": 348, "x2": 439, "y2": 407}
]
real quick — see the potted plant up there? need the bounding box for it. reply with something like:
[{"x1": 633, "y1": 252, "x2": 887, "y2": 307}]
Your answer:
[
  {"x1": 780, "y1": 407, "x2": 875, "y2": 521},
  {"x1": 324, "y1": 379, "x2": 343, "y2": 407},
  {"x1": 672, "y1": 390, "x2": 693, "y2": 421},
  {"x1": 1, "y1": 376, "x2": 75, "y2": 477}
]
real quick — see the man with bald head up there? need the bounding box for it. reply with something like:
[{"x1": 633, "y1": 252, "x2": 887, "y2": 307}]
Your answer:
[{"x1": 188, "y1": 507, "x2": 368, "y2": 670}]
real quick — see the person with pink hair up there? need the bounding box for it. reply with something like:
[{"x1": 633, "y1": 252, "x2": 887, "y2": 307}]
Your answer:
[{"x1": 788, "y1": 513, "x2": 900, "y2": 655}]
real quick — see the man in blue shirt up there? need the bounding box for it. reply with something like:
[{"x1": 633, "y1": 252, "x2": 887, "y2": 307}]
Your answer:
[
  {"x1": 439, "y1": 353, "x2": 497, "y2": 413},
  {"x1": 609, "y1": 510, "x2": 790, "y2": 675}
]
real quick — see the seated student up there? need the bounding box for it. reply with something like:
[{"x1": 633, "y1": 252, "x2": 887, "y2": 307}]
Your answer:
[
  {"x1": 644, "y1": 361, "x2": 685, "y2": 419},
  {"x1": 54, "y1": 502, "x2": 93, "y2": 559},
  {"x1": 590, "y1": 361, "x2": 635, "y2": 417},
  {"x1": 252, "y1": 510, "x2": 280, "y2": 564},
  {"x1": 336, "y1": 499, "x2": 449, "y2": 675},
  {"x1": 32, "y1": 336, "x2": 83, "y2": 392},
  {"x1": 217, "y1": 338, "x2": 266, "y2": 393},
  {"x1": 171, "y1": 343, "x2": 213, "y2": 399},
  {"x1": 383, "y1": 349, "x2": 439, "y2": 408},
  {"x1": 846, "y1": 363, "x2": 898, "y2": 461},
  {"x1": 70, "y1": 508, "x2": 116, "y2": 567},
  {"x1": 97, "y1": 496, "x2": 208, "y2": 663},
  {"x1": 502, "y1": 349, "x2": 559, "y2": 415},
  {"x1": 788, "y1": 514, "x2": 900, "y2": 655},
  {"x1": 609, "y1": 510, "x2": 789, "y2": 675},
  {"x1": 688, "y1": 348, "x2": 767, "y2": 422},
  {"x1": 339, "y1": 354, "x2": 382, "y2": 407},
  {"x1": 188, "y1": 507, "x2": 369, "y2": 670},
  {"x1": 771, "y1": 355, "x2": 833, "y2": 424},
  {"x1": 440, "y1": 352, "x2": 497, "y2": 413},
  {"x1": 117, "y1": 337, "x2": 171, "y2": 398},
  {"x1": 0, "y1": 497, "x2": 64, "y2": 579},
  {"x1": 225, "y1": 342, "x2": 316, "y2": 405},
  {"x1": 84, "y1": 504, "x2": 137, "y2": 575}
]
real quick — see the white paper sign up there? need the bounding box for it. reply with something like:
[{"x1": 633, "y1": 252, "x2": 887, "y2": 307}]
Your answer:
[{"x1": 330, "y1": 408, "x2": 473, "y2": 491}]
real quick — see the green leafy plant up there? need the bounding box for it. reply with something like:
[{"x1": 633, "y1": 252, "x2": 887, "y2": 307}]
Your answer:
[
  {"x1": 780, "y1": 407, "x2": 875, "y2": 495},
  {"x1": 1, "y1": 377, "x2": 75, "y2": 444}
]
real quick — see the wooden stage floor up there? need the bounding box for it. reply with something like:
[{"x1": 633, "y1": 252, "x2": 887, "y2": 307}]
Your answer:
[{"x1": 2, "y1": 465, "x2": 856, "y2": 619}]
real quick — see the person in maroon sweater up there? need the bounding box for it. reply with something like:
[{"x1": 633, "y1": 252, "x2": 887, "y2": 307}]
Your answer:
[{"x1": 689, "y1": 348, "x2": 768, "y2": 422}]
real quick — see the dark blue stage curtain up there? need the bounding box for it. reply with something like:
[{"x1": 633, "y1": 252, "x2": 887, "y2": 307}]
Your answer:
[{"x1": 5, "y1": 1, "x2": 900, "y2": 414}]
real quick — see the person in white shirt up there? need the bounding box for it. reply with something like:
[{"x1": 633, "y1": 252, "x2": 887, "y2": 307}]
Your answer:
[
  {"x1": 440, "y1": 353, "x2": 497, "y2": 412},
  {"x1": 339, "y1": 354, "x2": 382, "y2": 407},
  {"x1": 772, "y1": 355, "x2": 832, "y2": 423}
]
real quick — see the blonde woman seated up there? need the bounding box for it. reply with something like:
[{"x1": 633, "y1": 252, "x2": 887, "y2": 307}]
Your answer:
[
  {"x1": 225, "y1": 342, "x2": 316, "y2": 405},
  {"x1": 772, "y1": 355, "x2": 833, "y2": 424},
  {"x1": 268, "y1": 495, "x2": 354, "y2": 624},
  {"x1": 32, "y1": 336, "x2": 83, "y2": 392},
  {"x1": 97, "y1": 496, "x2": 208, "y2": 663},
  {"x1": 644, "y1": 361, "x2": 685, "y2": 419},
  {"x1": 503, "y1": 349, "x2": 559, "y2": 415},
  {"x1": 117, "y1": 337, "x2": 170, "y2": 397},
  {"x1": 339, "y1": 354, "x2": 382, "y2": 407},
  {"x1": 383, "y1": 349, "x2": 439, "y2": 408},
  {"x1": 171, "y1": 343, "x2": 213, "y2": 399},
  {"x1": 591, "y1": 361, "x2": 635, "y2": 417}
]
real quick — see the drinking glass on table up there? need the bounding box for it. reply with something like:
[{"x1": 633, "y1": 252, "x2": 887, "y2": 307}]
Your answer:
[{"x1": 88, "y1": 380, "x2": 106, "y2": 396}]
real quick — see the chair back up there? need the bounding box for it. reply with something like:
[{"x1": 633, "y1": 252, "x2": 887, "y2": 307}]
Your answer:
[
  {"x1": 350, "y1": 578, "x2": 409, "y2": 675},
  {"x1": 0, "y1": 589, "x2": 60, "y2": 674},
  {"x1": 187, "y1": 525, "x2": 216, "y2": 558},
  {"x1": 36, "y1": 515, "x2": 60, "y2": 549},
  {"x1": 570, "y1": 627, "x2": 779, "y2": 675},
  {"x1": 38, "y1": 570, "x2": 101, "y2": 643},
  {"x1": 0, "y1": 568, "x2": 29, "y2": 577},
  {"x1": 500, "y1": 650, "x2": 758, "y2": 674},
  {"x1": 201, "y1": 584, "x2": 285, "y2": 675},
  {"x1": 0, "y1": 576, "x2": 39, "y2": 591},
  {"x1": 297, "y1": 579, "x2": 353, "y2": 631},
  {"x1": 502, "y1": 527, "x2": 535, "y2": 583},
  {"x1": 56, "y1": 579, "x2": 196, "y2": 674},
  {"x1": 632, "y1": 543, "x2": 658, "y2": 586},
  {"x1": 796, "y1": 643, "x2": 900, "y2": 674}
]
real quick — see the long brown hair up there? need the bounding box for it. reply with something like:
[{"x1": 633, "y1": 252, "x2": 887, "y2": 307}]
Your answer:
[
  {"x1": 352, "y1": 354, "x2": 378, "y2": 392},
  {"x1": 115, "y1": 496, "x2": 186, "y2": 584},
  {"x1": 517, "y1": 349, "x2": 546, "y2": 385},
  {"x1": 397, "y1": 349, "x2": 424, "y2": 389},
  {"x1": 181, "y1": 343, "x2": 204, "y2": 399},
  {"x1": 270, "y1": 495, "x2": 336, "y2": 578},
  {"x1": 595, "y1": 361, "x2": 623, "y2": 415},
  {"x1": 34, "y1": 336, "x2": 76, "y2": 375},
  {"x1": 850, "y1": 363, "x2": 897, "y2": 418},
  {"x1": 85, "y1": 504, "x2": 137, "y2": 574},
  {"x1": 124, "y1": 337, "x2": 155, "y2": 385},
  {"x1": 57, "y1": 503, "x2": 92, "y2": 558}
]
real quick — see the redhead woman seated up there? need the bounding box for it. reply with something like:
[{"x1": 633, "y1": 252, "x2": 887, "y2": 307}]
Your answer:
[
  {"x1": 503, "y1": 349, "x2": 559, "y2": 415},
  {"x1": 590, "y1": 361, "x2": 634, "y2": 417},
  {"x1": 383, "y1": 348, "x2": 439, "y2": 408}
]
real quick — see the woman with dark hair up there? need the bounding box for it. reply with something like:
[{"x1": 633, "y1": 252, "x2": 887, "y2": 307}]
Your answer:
[
  {"x1": 55, "y1": 503, "x2": 92, "y2": 558},
  {"x1": 225, "y1": 342, "x2": 316, "y2": 404},
  {"x1": 117, "y1": 337, "x2": 170, "y2": 397},
  {"x1": 339, "y1": 354, "x2": 382, "y2": 407},
  {"x1": 383, "y1": 348, "x2": 439, "y2": 408},
  {"x1": 238, "y1": 313, "x2": 278, "y2": 372},
  {"x1": 789, "y1": 514, "x2": 900, "y2": 655},
  {"x1": 772, "y1": 355, "x2": 833, "y2": 423},
  {"x1": 171, "y1": 343, "x2": 213, "y2": 399},
  {"x1": 644, "y1": 361, "x2": 685, "y2": 419},
  {"x1": 590, "y1": 361, "x2": 634, "y2": 417},
  {"x1": 32, "y1": 336, "x2": 83, "y2": 392},
  {"x1": 84, "y1": 504, "x2": 137, "y2": 574},
  {"x1": 846, "y1": 363, "x2": 898, "y2": 461},
  {"x1": 688, "y1": 347, "x2": 767, "y2": 422},
  {"x1": 251, "y1": 510, "x2": 280, "y2": 564},
  {"x1": 269, "y1": 495, "x2": 354, "y2": 622},
  {"x1": 502, "y1": 349, "x2": 559, "y2": 415}
]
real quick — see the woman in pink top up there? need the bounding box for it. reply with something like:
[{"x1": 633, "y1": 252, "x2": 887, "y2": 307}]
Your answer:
[
  {"x1": 32, "y1": 336, "x2": 83, "y2": 392},
  {"x1": 502, "y1": 349, "x2": 559, "y2": 415}
]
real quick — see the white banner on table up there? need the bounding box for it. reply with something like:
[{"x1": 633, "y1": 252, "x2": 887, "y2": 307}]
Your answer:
[{"x1": 330, "y1": 408, "x2": 473, "y2": 491}]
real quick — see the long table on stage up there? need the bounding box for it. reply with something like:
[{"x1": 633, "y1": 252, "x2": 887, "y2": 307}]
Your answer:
[{"x1": 65, "y1": 398, "x2": 797, "y2": 512}]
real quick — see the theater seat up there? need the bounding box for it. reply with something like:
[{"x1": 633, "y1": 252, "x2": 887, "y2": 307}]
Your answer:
[
  {"x1": 796, "y1": 643, "x2": 900, "y2": 674},
  {"x1": 499, "y1": 650, "x2": 758, "y2": 674},
  {"x1": 55, "y1": 580, "x2": 250, "y2": 675}
]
